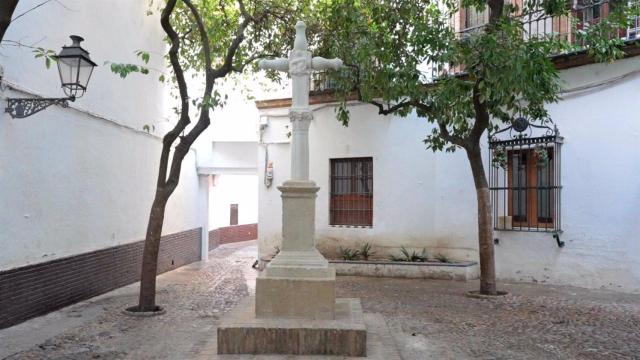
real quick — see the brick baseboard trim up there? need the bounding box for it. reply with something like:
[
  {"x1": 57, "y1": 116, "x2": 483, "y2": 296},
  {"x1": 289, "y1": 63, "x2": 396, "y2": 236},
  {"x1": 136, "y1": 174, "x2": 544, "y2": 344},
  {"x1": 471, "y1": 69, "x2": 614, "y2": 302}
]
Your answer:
[
  {"x1": 209, "y1": 223, "x2": 257, "y2": 249},
  {"x1": 0, "y1": 228, "x2": 201, "y2": 330}
]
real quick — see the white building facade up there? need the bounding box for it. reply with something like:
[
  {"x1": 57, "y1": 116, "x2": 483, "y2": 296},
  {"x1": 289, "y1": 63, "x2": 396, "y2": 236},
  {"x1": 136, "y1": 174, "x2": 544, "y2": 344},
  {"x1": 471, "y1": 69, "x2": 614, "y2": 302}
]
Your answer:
[
  {"x1": 256, "y1": 55, "x2": 640, "y2": 293},
  {"x1": 0, "y1": 0, "x2": 209, "y2": 329}
]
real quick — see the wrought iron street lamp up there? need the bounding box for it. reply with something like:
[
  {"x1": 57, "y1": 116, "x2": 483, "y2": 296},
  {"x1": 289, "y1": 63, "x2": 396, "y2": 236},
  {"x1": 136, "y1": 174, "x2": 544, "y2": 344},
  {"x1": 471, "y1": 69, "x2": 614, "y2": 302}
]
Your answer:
[{"x1": 5, "y1": 35, "x2": 97, "y2": 119}]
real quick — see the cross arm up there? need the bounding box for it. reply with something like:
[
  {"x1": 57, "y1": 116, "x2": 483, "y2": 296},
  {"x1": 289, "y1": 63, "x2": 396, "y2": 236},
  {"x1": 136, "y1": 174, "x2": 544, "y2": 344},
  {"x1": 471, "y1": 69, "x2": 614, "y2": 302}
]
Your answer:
[
  {"x1": 258, "y1": 58, "x2": 289, "y2": 72},
  {"x1": 312, "y1": 57, "x2": 343, "y2": 71}
]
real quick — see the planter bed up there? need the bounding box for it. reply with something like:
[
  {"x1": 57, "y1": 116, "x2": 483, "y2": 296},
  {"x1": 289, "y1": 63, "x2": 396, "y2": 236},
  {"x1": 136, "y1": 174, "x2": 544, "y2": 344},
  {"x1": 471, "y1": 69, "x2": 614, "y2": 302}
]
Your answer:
[{"x1": 328, "y1": 259, "x2": 479, "y2": 281}]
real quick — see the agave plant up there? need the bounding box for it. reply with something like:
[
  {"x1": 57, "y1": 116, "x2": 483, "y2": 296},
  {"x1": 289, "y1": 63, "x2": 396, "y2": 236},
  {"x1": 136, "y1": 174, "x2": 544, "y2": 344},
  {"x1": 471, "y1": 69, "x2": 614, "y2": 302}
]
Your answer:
[
  {"x1": 339, "y1": 246, "x2": 360, "y2": 261},
  {"x1": 360, "y1": 242, "x2": 375, "y2": 260},
  {"x1": 433, "y1": 253, "x2": 451, "y2": 263},
  {"x1": 390, "y1": 246, "x2": 428, "y2": 262}
]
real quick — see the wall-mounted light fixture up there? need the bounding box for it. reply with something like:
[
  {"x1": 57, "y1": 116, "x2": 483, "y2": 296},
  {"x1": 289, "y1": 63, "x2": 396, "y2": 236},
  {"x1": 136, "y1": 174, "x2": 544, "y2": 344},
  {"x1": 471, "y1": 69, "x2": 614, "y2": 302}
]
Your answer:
[{"x1": 5, "y1": 35, "x2": 97, "y2": 119}]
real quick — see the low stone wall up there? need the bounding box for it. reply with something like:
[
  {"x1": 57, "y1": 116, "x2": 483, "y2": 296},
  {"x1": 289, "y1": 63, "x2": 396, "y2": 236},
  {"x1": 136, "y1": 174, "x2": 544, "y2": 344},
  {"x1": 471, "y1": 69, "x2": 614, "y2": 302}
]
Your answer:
[
  {"x1": 329, "y1": 260, "x2": 479, "y2": 281},
  {"x1": 209, "y1": 223, "x2": 257, "y2": 249},
  {"x1": 0, "y1": 228, "x2": 202, "y2": 330}
]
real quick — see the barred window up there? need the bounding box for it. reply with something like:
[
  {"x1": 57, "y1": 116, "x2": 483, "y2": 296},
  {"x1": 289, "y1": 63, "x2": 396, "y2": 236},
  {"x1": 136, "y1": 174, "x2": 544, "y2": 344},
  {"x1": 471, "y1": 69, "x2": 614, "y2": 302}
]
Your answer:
[
  {"x1": 489, "y1": 130, "x2": 562, "y2": 232},
  {"x1": 330, "y1": 157, "x2": 373, "y2": 227},
  {"x1": 508, "y1": 148, "x2": 555, "y2": 227}
]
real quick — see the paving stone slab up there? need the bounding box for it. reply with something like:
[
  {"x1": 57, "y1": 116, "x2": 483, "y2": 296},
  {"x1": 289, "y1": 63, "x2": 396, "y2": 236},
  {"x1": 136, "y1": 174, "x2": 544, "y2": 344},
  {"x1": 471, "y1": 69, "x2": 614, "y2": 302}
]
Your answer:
[{"x1": 217, "y1": 297, "x2": 368, "y2": 357}]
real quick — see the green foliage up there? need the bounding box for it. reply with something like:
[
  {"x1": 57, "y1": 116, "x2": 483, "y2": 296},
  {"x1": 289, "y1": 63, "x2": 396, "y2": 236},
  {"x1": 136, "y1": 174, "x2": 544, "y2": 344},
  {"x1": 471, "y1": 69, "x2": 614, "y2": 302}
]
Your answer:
[
  {"x1": 359, "y1": 242, "x2": 375, "y2": 260},
  {"x1": 491, "y1": 146, "x2": 507, "y2": 169},
  {"x1": 339, "y1": 246, "x2": 360, "y2": 260},
  {"x1": 313, "y1": 0, "x2": 634, "y2": 150},
  {"x1": 107, "y1": 50, "x2": 154, "y2": 78},
  {"x1": 167, "y1": 0, "x2": 314, "y2": 82},
  {"x1": 32, "y1": 47, "x2": 56, "y2": 69},
  {"x1": 574, "y1": 3, "x2": 640, "y2": 63},
  {"x1": 136, "y1": 50, "x2": 151, "y2": 64},
  {"x1": 142, "y1": 124, "x2": 156, "y2": 133},
  {"x1": 390, "y1": 246, "x2": 428, "y2": 262},
  {"x1": 109, "y1": 62, "x2": 149, "y2": 78},
  {"x1": 534, "y1": 144, "x2": 549, "y2": 167},
  {"x1": 433, "y1": 253, "x2": 451, "y2": 263},
  {"x1": 109, "y1": 0, "x2": 316, "y2": 104}
]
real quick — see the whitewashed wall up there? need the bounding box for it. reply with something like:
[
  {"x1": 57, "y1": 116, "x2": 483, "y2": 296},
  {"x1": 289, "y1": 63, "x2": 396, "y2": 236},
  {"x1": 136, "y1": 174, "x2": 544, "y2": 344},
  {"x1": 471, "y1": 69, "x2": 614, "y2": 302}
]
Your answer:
[
  {"x1": 209, "y1": 175, "x2": 259, "y2": 229},
  {"x1": 0, "y1": 0, "x2": 202, "y2": 270},
  {"x1": 495, "y1": 57, "x2": 640, "y2": 292},
  {"x1": 257, "y1": 56, "x2": 640, "y2": 292}
]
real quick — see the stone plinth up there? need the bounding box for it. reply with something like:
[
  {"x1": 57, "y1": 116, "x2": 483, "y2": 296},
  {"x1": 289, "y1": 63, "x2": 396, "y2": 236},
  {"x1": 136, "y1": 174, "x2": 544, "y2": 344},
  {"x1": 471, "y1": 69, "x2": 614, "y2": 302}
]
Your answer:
[
  {"x1": 256, "y1": 273, "x2": 335, "y2": 319},
  {"x1": 254, "y1": 180, "x2": 338, "y2": 320},
  {"x1": 218, "y1": 297, "x2": 367, "y2": 357}
]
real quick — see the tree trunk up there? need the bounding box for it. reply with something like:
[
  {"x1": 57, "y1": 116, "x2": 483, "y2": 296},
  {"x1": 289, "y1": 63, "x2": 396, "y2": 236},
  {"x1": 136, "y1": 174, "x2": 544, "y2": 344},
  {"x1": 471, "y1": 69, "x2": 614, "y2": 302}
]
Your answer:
[
  {"x1": 138, "y1": 192, "x2": 169, "y2": 311},
  {"x1": 0, "y1": 0, "x2": 20, "y2": 43},
  {"x1": 466, "y1": 143, "x2": 497, "y2": 295}
]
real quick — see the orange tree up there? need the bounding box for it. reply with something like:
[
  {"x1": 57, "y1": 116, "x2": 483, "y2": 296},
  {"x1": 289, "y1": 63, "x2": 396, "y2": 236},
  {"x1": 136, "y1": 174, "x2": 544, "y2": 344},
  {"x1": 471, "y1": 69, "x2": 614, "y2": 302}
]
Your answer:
[
  {"x1": 117, "y1": 0, "x2": 312, "y2": 312},
  {"x1": 314, "y1": 0, "x2": 637, "y2": 295}
]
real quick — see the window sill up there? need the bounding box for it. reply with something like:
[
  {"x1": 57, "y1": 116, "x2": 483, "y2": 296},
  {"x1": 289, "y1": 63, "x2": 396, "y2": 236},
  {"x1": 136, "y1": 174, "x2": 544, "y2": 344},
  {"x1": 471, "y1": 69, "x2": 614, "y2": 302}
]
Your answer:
[
  {"x1": 329, "y1": 225, "x2": 373, "y2": 229},
  {"x1": 494, "y1": 227, "x2": 560, "y2": 233}
]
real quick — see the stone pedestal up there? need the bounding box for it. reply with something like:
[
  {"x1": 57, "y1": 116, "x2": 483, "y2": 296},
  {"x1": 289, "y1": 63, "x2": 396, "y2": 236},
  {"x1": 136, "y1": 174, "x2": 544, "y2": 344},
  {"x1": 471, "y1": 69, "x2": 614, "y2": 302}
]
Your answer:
[
  {"x1": 218, "y1": 297, "x2": 367, "y2": 356},
  {"x1": 217, "y1": 179, "x2": 367, "y2": 357},
  {"x1": 255, "y1": 180, "x2": 337, "y2": 320}
]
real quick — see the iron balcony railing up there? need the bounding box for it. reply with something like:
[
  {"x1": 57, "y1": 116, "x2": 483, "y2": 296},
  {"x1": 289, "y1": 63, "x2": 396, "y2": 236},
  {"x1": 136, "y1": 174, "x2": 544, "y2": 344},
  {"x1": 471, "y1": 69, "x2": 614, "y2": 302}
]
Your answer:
[
  {"x1": 310, "y1": 0, "x2": 639, "y2": 91},
  {"x1": 458, "y1": 0, "x2": 640, "y2": 43},
  {"x1": 437, "y1": 0, "x2": 640, "y2": 77}
]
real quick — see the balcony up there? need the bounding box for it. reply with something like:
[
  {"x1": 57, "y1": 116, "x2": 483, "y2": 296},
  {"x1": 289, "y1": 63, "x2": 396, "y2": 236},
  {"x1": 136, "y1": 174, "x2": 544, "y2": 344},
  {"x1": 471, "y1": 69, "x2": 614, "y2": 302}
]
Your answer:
[
  {"x1": 458, "y1": 0, "x2": 639, "y2": 45},
  {"x1": 310, "y1": 0, "x2": 639, "y2": 92}
]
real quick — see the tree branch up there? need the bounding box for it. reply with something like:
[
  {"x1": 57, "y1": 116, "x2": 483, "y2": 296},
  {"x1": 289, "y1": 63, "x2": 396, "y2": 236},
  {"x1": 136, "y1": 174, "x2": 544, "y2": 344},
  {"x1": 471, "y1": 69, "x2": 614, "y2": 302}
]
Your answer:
[
  {"x1": 367, "y1": 99, "x2": 409, "y2": 115},
  {"x1": 488, "y1": 0, "x2": 506, "y2": 24},
  {"x1": 0, "y1": 0, "x2": 20, "y2": 43},
  {"x1": 231, "y1": 53, "x2": 276, "y2": 73},
  {"x1": 165, "y1": 0, "x2": 216, "y2": 191},
  {"x1": 469, "y1": 80, "x2": 490, "y2": 142},
  {"x1": 211, "y1": 15, "x2": 251, "y2": 78},
  {"x1": 10, "y1": 0, "x2": 53, "y2": 24},
  {"x1": 237, "y1": 0, "x2": 251, "y2": 20},
  {"x1": 438, "y1": 121, "x2": 467, "y2": 148},
  {"x1": 157, "y1": 0, "x2": 190, "y2": 190}
]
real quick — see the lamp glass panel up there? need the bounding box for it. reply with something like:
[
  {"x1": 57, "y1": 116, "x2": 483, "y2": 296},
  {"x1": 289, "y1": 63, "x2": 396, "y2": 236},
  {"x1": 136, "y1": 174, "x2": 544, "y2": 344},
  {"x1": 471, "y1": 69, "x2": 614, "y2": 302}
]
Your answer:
[
  {"x1": 77, "y1": 58, "x2": 95, "y2": 88},
  {"x1": 57, "y1": 57, "x2": 79, "y2": 86}
]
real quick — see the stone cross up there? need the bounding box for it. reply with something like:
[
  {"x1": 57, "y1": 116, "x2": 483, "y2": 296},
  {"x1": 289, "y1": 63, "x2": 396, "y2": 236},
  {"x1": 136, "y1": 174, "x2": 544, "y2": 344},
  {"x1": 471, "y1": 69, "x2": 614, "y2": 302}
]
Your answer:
[
  {"x1": 259, "y1": 21, "x2": 343, "y2": 181},
  {"x1": 252, "y1": 21, "x2": 344, "y2": 321}
]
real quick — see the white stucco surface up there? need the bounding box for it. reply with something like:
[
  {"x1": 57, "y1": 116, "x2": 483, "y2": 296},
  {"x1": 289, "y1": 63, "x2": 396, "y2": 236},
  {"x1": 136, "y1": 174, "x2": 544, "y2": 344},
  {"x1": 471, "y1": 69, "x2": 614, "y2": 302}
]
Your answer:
[
  {"x1": 0, "y1": 0, "x2": 201, "y2": 270},
  {"x1": 209, "y1": 174, "x2": 259, "y2": 229},
  {"x1": 257, "y1": 57, "x2": 640, "y2": 292}
]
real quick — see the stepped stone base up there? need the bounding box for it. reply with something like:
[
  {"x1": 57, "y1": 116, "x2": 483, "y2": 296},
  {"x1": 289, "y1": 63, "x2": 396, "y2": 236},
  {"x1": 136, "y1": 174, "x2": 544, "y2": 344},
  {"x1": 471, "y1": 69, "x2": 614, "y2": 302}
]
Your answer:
[
  {"x1": 217, "y1": 297, "x2": 367, "y2": 357},
  {"x1": 256, "y1": 276, "x2": 336, "y2": 319}
]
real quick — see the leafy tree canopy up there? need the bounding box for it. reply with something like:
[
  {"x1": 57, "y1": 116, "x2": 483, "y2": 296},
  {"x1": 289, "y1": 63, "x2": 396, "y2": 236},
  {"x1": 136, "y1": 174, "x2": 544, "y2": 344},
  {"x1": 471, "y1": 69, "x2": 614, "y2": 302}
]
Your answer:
[{"x1": 310, "y1": 0, "x2": 638, "y2": 151}]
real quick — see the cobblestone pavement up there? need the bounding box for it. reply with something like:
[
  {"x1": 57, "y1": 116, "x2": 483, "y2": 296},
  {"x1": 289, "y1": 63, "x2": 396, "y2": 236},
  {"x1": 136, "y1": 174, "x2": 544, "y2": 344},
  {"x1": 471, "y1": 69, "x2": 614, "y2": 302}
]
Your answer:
[
  {"x1": 1, "y1": 241, "x2": 639, "y2": 360},
  {"x1": 338, "y1": 276, "x2": 640, "y2": 360}
]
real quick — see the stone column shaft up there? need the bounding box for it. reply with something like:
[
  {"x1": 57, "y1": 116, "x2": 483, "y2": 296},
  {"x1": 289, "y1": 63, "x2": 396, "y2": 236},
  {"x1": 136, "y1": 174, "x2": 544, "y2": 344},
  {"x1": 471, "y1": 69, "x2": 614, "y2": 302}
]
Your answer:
[{"x1": 289, "y1": 109, "x2": 312, "y2": 181}]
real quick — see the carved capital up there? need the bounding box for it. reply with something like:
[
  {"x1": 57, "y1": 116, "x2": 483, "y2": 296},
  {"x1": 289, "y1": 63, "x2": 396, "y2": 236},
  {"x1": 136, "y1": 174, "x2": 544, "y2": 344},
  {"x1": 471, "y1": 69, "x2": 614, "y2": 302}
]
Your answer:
[
  {"x1": 288, "y1": 50, "x2": 312, "y2": 76},
  {"x1": 289, "y1": 109, "x2": 313, "y2": 131}
]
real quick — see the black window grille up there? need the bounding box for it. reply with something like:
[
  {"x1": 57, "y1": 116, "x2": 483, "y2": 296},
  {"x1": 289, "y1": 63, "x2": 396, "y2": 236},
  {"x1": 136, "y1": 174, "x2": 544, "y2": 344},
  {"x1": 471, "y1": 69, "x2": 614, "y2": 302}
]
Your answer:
[
  {"x1": 488, "y1": 123, "x2": 563, "y2": 232},
  {"x1": 330, "y1": 157, "x2": 373, "y2": 227}
]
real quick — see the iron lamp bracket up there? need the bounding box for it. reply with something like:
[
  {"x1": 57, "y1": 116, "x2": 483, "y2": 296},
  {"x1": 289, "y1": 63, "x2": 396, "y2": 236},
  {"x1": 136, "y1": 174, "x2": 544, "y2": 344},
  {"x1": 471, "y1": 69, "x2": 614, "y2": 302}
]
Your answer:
[
  {"x1": 6, "y1": 96, "x2": 75, "y2": 119},
  {"x1": 553, "y1": 232, "x2": 565, "y2": 248}
]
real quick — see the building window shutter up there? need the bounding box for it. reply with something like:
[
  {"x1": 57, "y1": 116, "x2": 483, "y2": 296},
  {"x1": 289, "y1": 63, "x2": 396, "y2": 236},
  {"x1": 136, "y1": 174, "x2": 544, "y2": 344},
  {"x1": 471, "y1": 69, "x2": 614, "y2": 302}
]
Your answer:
[{"x1": 329, "y1": 157, "x2": 373, "y2": 227}]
